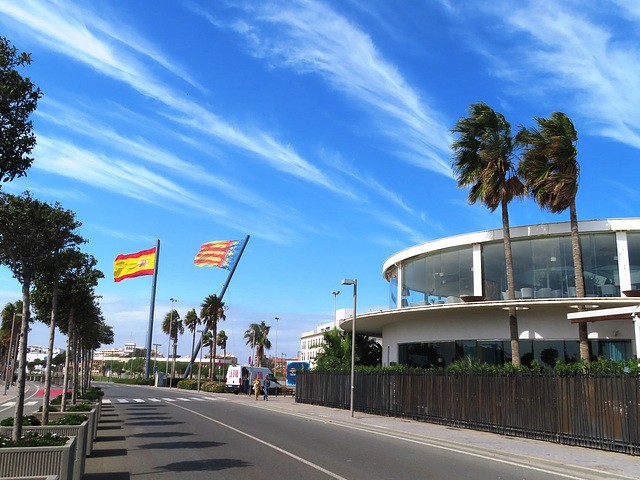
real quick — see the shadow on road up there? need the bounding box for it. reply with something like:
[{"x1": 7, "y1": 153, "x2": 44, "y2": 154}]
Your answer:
[
  {"x1": 139, "y1": 440, "x2": 226, "y2": 450},
  {"x1": 158, "y1": 458, "x2": 252, "y2": 473}
]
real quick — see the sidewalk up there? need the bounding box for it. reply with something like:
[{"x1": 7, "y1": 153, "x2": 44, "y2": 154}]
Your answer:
[{"x1": 222, "y1": 390, "x2": 640, "y2": 479}]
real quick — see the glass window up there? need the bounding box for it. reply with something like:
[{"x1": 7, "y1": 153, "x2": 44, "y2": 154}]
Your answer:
[
  {"x1": 388, "y1": 266, "x2": 398, "y2": 309},
  {"x1": 580, "y1": 233, "x2": 618, "y2": 297},
  {"x1": 625, "y1": 233, "x2": 640, "y2": 290},
  {"x1": 401, "y1": 246, "x2": 473, "y2": 307}
]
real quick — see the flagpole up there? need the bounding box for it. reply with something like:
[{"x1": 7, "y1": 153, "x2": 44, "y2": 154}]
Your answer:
[
  {"x1": 183, "y1": 235, "x2": 250, "y2": 378},
  {"x1": 144, "y1": 239, "x2": 160, "y2": 379}
]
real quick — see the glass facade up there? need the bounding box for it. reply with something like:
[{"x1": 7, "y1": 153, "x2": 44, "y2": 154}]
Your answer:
[
  {"x1": 395, "y1": 231, "x2": 622, "y2": 304},
  {"x1": 398, "y1": 339, "x2": 631, "y2": 368},
  {"x1": 400, "y1": 246, "x2": 473, "y2": 307},
  {"x1": 626, "y1": 232, "x2": 640, "y2": 289}
]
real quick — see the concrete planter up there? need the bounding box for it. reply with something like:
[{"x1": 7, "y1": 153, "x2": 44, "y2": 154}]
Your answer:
[
  {"x1": 1, "y1": 420, "x2": 88, "y2": 480},
  {"x1": 0, "y1": 435, "x2": 75, "y2": 480},
  {"x1": 44, "y1": 408, "x2": 96, "y2": 454}
]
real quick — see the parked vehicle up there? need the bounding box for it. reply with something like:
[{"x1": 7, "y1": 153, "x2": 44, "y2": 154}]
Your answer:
[{"x1": 225, "y1": 365, "x2": 281, "y2": 395}]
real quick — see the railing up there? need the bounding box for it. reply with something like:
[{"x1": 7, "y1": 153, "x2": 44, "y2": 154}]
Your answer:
[{"x1": 296, "y1": 370, "x2": 640, "y2": 455}]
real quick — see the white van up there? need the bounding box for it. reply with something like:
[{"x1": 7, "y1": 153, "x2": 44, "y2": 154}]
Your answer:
[{"x1": 225, "y1": 365, "x2": 282, "y2": 396}]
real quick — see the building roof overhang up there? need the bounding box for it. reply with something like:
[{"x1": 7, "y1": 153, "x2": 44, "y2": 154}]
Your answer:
[{"x1": 341, "y1": 298, "x2": 640, "y2": 336}]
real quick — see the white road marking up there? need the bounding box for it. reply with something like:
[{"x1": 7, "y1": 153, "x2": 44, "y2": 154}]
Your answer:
[
  {"x1": 133, "y1": 399, "x2": 145, "y2": 403},
  {"x1": 117, "y1": 399, "x2": 129, "y2": 403}
]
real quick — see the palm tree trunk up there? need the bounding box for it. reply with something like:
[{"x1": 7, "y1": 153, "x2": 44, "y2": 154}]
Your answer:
[
  {"x1": 502, "y1": 201, "x2": 520, "y2": 366},
  {"x1": 42, "y1": 277, "x2": 58, "y2": 424},
  {"x1": 12, "y1": 276, "x2": 31, "y2": 440},
  {"x1": 569, "y1": 201, "x2": 590, "y2": 362},
  {"x1": 212, "y1": 322, "x2": 217, "y2": 380},
  {"x1": 190, "y1": 329, "x2": 196, "y2": 379}
]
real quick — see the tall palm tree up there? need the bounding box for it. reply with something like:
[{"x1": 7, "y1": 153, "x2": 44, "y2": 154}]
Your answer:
[
  {"x1": 216, "y1": 330, "x2": 228, "y2": 378},
  {"x1": 200, "y1": 294, "x2": 225, "y2": 379},
  {"x1": 251, "y1": 320, "x2": 271, "y2": 367},
  {"x1": 243, "y1": 325, "x2": 256, "y2": 366},
  {"x1": 202, "y1": 332, "x2": 214, "y2": 379},
  {"x1": 452, "y1": 102, "x2": 525, "y2": 365},
  {"x1": 183, "y1": 309, "x2": 200, "y2": 378},
  {"x1": 517, "y1": 112, "x2": 589, "y2": 361},
  {"x1": 162, "y1": 309, "x2": 183, "y2": 379}
]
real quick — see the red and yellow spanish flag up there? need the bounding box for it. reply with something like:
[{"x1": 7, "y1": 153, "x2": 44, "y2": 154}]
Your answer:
[
  {"x1": 114, "y1": 247, "x2": 156, "y2": 282},
  {"x1": 194, "y1": 240, "x2": 241, "y2": 270}
]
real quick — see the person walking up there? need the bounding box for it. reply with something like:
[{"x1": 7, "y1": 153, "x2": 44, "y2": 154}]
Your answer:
[
  {"x1": 253, "y1": 377, "x2": 261, "y2": 401},
  {"x1": 263, "y1": 376, "x2": 271, "y2": 401}
]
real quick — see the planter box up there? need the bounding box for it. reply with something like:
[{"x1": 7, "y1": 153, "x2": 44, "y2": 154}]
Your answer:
[
  {"x1": 0, "y1": 475, "x2": 59, "y2": 479},
  {"x1": 1, "y1": 420, "x2": 88, "y2": 480},
  {"x1": 45, "y1": 405, "x2": 97, "y2": 448},
  {"x1": 0, "y1": 435, "x2": 75, "y2": 480}
]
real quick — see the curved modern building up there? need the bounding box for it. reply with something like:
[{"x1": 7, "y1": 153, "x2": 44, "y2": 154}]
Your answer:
[{"x1": 343, "y1": 218, "x2": 640, "y2": 368}]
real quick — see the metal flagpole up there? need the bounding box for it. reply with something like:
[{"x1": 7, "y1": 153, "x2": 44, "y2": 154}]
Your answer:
[
  {"x1": 144, "y1": 239, "x2": 160, "y2": 379},
  {"x1": 183, "y1": 235, "x2": 250, "y2": 378}
]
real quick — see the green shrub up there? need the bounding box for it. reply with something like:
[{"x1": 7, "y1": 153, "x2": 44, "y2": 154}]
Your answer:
[
  {"x1": 37, "y1": 405, "x2": 59, "y2": 413},
  {"x1": 177, "y1": 379, "x2": 198, "y2": 390},
  {"x1": 0, "y1": 415, "x2": 41, "y2": 427},
  {"x1": 50, "y1": 392, "x2": 72, "y2": 405},
  {"x1": 47, "y1": 414, "x2": 88, "y2": 425},
  {"x1": 68, "y1": 403, "x2": 93, "y2": 412},
  {"x1": 78, "y1": 391, "x2": 101, "y2": 400},
  {"x1": 0, "y1": 432, "x2": 68, "y2": 447},
  {"x1": 112, "y1": 377, "x2": 154, "y2": 385},
  {"x1": 201, "y1": 381, "x2": 225, "y2": 393}
]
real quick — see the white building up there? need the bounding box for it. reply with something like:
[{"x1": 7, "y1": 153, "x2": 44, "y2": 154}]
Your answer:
[
  {"x1": 343, "y1": 218, "x2": 640, "y2": 368},
  {"x1": 300, "y1": 308, "x2": 352, "y2": 366}
]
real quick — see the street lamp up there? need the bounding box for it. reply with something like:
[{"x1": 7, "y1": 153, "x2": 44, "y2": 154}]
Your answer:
[
  {"x1": 332, "y1": 291, "x2": 340, "y2": 328},
  {"x1": 341, "y1": 279, "x2": 357, "y2": 417},
  {"x1": 153, "y1": 343, "x2": 161, "y2": 378},
  {"x1": 168, "y1": 297, "x2": 177, "y2": 388},
  {"x1": 3, "y1": 312, "x2": 22, "y2": 395},
  {"x1": 197, "y1": 330, "x2": 204, "y2": 392},
  {"x1": 274, "y1": 317, "x2": 279, "y2": 376}
]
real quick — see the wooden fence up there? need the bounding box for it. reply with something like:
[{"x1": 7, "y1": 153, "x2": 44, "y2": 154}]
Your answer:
[{"x1": 296, "y1": 370, "x2": 640, "y2": 455}]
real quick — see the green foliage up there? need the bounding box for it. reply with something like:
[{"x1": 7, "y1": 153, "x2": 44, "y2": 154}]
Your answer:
[
  {"x1": 314, "y1": 328, "x2": 382, "y2": 371},
  {"x1": 201, "y1": 381, "x2": 225, "y2": 393},
  {"x1": 47, "y1": 414, "x2": 87, "y2": 425},
  {"x1": 0, "y1": 415, "x2": 41, "y2": 426},
  {"x1": 0, "y1": 432, "x2": 68, "y2": 447},
  {"x1": 67, "y1": 403, "x2": 93, "y2": 412},
  {"x1": 111, "y1": 377, "x2": 154, "y2": 385},
  {"x1": 50, "y1": 392, "x2": 72, "y2": 405},
  {"x1": 177, "y1": 379, "x2": 198, "y2": 390},
  {"x1": 78, "y1": 390, "x2": 102, "y2": 400},
  {"x1": 0, "y1": 36, "x2": 42, "y2": 184},
  {"x1": 37, "y1": 405, "x2": 58, "y2": 412}
]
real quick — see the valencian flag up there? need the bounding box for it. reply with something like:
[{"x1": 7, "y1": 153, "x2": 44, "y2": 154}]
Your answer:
[
  {"x1": 194, "y1": 240, "x2": 242, "y2": 270},
  {"x1": 113, "y1": 247, "x2": 156, "y2": 282}
]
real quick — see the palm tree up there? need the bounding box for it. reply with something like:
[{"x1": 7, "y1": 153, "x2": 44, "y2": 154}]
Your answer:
[
  {"x1": 202, "y1": 332, "x2": 214, "y2": 379},
  {"x1": 517, "y1": 112, "x2": 589, "y2": 361},
  {"x1": 243, "y1": 325, "x2": 256, "y2": 366},
  {"x1": 162, "y1": 309, "x2": 183, "y2": 380},
  {"x1": 216, "y1": 330, "x2": 228, "y2": 378},
  {"x1": 200, "y1": 294, "x2": 225, "y2": 379},
  {"x1": 452, "y1": 102, "x2": 525, "y2": 365},
  {"x1": 247, "y1": 321, "x2": 271, "y2": 366},
  {"x1": 183, "y1": 309, "x2": 200, "y2": 378}
]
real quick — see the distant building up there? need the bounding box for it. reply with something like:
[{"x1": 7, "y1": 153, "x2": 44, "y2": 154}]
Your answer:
[{"x1": 300, "y1": 308, "x2": 352, "y2": 367}]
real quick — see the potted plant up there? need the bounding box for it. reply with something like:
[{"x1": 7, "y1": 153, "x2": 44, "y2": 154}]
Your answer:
[{"x1": 0, "y1": 432, "x2": 76, "y2": 480}]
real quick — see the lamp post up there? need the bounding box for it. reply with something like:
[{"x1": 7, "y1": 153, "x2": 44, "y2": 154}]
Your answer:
[
  {"x1": 274, "y1": 317, "x2": 279, "y2": 376},
  {"x1": 153, "y1": 343, "x2": 161, "y2": 378},
  {"x1": 197, "y1": 330, "x2": 204, "y2": 392},
  {"x1": 3, "y1": 312, "x2": 22, "y2": 395},
  {"x1": 332, "y1": 291, "x2": 340, "y2": 328},
  {"x1": 168, "y1": 297, "x2": 177, "y2": 388},
  {"x1": 341, "y1": 279, "x2": 357, "y2": 417}
]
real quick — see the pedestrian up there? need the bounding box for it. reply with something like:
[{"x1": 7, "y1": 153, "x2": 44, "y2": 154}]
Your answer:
[
  {"x1": 263, "y1": 375, "x2": 271, "y2": 401},
  {"x1": 243, "y1": 373, "x2": 250, "y2": 395},
  {"x1": 253, "y1": 377, "x2": 261, "y2": 401}
]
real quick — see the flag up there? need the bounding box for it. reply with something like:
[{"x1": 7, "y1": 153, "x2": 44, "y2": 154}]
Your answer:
[
  {"x1": 114, "y1": 247, "x2": 156, "y2": 282},
  {"x1": 194, "y1": 240, "x2": 242, "y2": 270}
]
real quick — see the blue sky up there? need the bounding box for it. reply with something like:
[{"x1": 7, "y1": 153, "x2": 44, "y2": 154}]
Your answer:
[{"x1": 1, "y1": 0, "x2": 639, "y2": 363}]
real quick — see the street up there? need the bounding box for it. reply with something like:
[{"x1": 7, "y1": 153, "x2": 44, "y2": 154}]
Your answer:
[{"x1": 76, "y1": 382, "x2": 637, "y2": 480}]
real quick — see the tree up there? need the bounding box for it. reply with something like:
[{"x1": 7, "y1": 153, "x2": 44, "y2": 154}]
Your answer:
[
  {"x1": 202, "y1": 332, "x2": 214, "y2": 379},
  {"x1": 216, "y1": 330, "x2": 228, "y2": 377},
  {"x1": 314, "y1": 328, "x2": 382, "y2": 371},
  {"x1": 1, "y1": 300, "x2": 23, "y2": 382},
  {"x1": 0, "y1": 192, "x2": 82, "y2": 439},
  {"x1": 244, "y1": 321, "x2": 271, "y2": 366},
  {"x1": 0, "y1": 37, "x2": 42, "y2": 185},
  {"x1": 200, "y1": 294, "x2": 225, "y2": 379},
  {"x1": 451, "y1": 103, "x2": 525, "y2": 366},
  {"x1": 517, "y1": 112, "x2": 589, "y2": 361},
  {"x1": 162, "y1": 309, "x2": 183, "y2": 380},
  {"x1": 183, "y1": 308, "x2": 199, "y2": 378}
]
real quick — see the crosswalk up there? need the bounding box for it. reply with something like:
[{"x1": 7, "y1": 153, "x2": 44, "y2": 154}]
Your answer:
[
  {"x1": 104, "y1": 396, "x2": 226, "y2": 404},
  {"x1": 0, "y1": 400, "x2": 38, "y2": 407}
]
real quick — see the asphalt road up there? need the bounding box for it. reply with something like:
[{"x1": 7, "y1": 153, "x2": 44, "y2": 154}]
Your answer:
[{"x1": 77, "y1": 382, "x2": 629, "y2": 480}]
